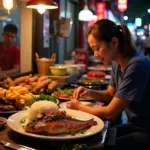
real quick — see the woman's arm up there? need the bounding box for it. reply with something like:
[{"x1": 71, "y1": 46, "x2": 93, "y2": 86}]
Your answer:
[
  {"x1": 70, "y1": 96, "x2": 130, "y2": 120},
  {"x1": 4, "y1": 64, "x2": 20, "y2": 75}
]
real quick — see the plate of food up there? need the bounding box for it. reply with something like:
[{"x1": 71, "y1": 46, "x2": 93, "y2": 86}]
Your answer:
[
  {"x1": 0, "y1": 87, "x2": 59, "y2": 114},
  {"x1": 0, "y1": 86, "x2": 34, "y2": 113},
  {"x1": 0, "y1": 103, "x2": 18, "y2": 114},
  {"x1": 0, "y1": 97, "x2": 22, "y2": 115},
  {"x1": 7, "y1": 101, "x2": 104, "y2": 140},
  {"x1": 82, "y1": 74, "x2": 111, "y2": 80},
  {"x1": 73, "y1": 78, "x2": 109, "y2": 86},
  {"x1": 52, "y1": 88, "x2": 93, "y2": 101}
]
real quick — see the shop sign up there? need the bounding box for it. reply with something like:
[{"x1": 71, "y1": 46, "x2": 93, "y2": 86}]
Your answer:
[
  {"x1": 117, "y1": 0, "x2": 128, "y2": 12},
  {"x1": 96, "y1": 2, "x2": 106, "y2": 20},
  {"x1": 59, "y1": 18, "x2": 71, "y2": 38},
  {"x1": 135, "y1": 18, "x2": 142, "y2": 27}
]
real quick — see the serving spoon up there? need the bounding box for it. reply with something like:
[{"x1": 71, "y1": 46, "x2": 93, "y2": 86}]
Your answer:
[{"x1": 0, "y1": 140, "x2": 37, "y2": 150}]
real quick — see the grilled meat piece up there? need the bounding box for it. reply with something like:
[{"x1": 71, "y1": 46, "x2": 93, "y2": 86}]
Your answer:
[
  {"x1": 0, "y1": 97, "x2": 16, "y2": 105},
  {"x1": 6, "y1": 99, "x2": 24, "y2": 110},
  {"x1": 0, "y1": 97, "x2": 24, "y2": 110},
  {"x1": 24, "y1": 114, "x2": 97, "y2": 135},
  {"x1": 0, "y1": 105, "x2": 16, "y2": 111},
  {"x1": 0, "y1": 97, "x2": 7, "y2": 104}
]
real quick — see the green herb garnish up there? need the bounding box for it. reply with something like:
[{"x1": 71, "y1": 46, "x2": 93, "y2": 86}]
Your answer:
[
  {"x1": 61, "y1": 144, "x2": 88, "y2": 150},
  {"x1": 51, "y1": 114, "x2": 62, "y2": 120},
  {"x1": 20, "y1": 118, "x2": 26, "y2": 124},
  {"x1": 27, "y1": 94, "x2": 59, "y2": 107},
  {"x1": 80, "y1": 128, "x2": 87, "y2": 134},
  {"x1": 32, "y1": 118, "x2": 38, "y2": 122},
  {"x1": 46, "y1": 118, "x2": 52, "y2": 122},
  {"x1": 73, "y1": 144, "x2": 88, "y2": 150},
  {"x1": 20, "y1": 118, "x2": 26, "y2": 128},
  {"x1": 41, "y1": 112, "x2": 46, "y2": 116},
  {"x1": 46, "y1": 114, "x2": 62, "y2": 122},
  {"x1": 70, "y1": 131, "x2": 75, "y2": 136},
  {"x1": 55, "y1": 88, "x2": 74, "y2": 97}
]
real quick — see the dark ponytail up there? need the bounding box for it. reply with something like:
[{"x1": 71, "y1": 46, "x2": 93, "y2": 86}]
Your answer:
[
  {"x1": 119, "y1": 24, "x2": 136, "y2": 56},
  {"x1": 88, "y1": 19, "x2": 136, "y2": 57}
]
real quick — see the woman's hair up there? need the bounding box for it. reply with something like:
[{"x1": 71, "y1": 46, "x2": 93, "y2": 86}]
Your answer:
[{"x1": 88, "y1": 19, "x2": 136, "y2": 57}]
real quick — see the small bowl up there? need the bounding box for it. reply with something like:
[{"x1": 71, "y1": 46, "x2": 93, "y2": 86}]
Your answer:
[
  {"x1": 0, "y1": 117, "x2": 7, "y2": 129},
  {"x1": 63, "y1": 65, "x2": 77, "y2": 76},
  {"x1": 77, "y1": 64, "x2": 86, "y2": 74},
  {"x1": 49, "y1": 66, "x2": 68, "y2": 76}
]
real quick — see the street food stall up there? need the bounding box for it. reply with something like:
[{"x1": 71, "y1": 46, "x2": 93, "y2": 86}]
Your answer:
[{"x1": 0, "y1": 1, "x2": 116, "y2": 150}]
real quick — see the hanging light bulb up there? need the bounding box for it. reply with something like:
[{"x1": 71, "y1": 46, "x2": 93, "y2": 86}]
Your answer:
[
  {"x1": 92, "y1": 15, "x2": 98, "y2": 21},
  {"x1": 1, "y1": 0, "x2": 16, "y2": 14},
  {"x1": 26, "y1": 0, "x2": 58, "y2": 14},
  {"x1": 78, "y1": 0, "x2": 93, "y2": 21},
  {"x1": 37, "y1": 5, "x2": 46, "y2": 14}
]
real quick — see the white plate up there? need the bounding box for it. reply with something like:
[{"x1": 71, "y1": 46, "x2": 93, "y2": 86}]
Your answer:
[
  {"x1": 7, "y1": 110, "x2": 104, "y2": 140},
  {"x1": 59, "y1": 101, "x2": 98, "y2": 109},
  {"x1": 82, "y1": 74, "x2": 111, "y2": 80},
  {"x1": 0, "y1": 110, "x2": 18, "y2": 114}
]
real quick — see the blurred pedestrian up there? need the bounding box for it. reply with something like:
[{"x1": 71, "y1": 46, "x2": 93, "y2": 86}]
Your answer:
[
  {"x1": 143, "y1": 33, "x2": 150, "y2": 56},
  {"x1": 135, "y1": 36, "x2": 143, "y2": 52}
]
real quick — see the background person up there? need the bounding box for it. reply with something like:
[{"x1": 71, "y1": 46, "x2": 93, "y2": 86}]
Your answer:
[
  {"x1": 0, "y1": 24, "x2": 20, "y2": 76},
  {"x1": 143, "y1": 33, "x2": 150, "y2": 56},
  {"x1": 66, "y1": 19, "x2": 150, "y2": 149},
  {"x1": 135, "y1": 36, "x2": 144, "y2": 52}
]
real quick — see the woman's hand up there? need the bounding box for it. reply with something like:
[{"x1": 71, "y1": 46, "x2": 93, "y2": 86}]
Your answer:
[
  {"x1": 73, "y1": 86, "x2": 92, "y2": 99},
  {"x1": 66, "y1": 99, "x2": 82, "y2": 110}
]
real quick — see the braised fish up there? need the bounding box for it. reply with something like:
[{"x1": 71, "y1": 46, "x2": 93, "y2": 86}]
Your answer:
[{"x1": 24, "y1": 111, "x2": 97, "y2": 135}]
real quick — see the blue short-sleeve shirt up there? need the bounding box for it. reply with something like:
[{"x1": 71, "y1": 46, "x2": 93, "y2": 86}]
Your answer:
[{"x1": 109, "y1": 51, "x2": 150, "y2": 121}]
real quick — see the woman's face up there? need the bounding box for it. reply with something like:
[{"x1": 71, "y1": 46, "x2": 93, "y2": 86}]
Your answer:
[{"x1": 88, "y1": 34, "x2": 116, "y2": 66}]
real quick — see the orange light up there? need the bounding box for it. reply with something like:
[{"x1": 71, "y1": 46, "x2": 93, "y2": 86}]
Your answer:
[
  {"x1": 118, "y1": 0, "x2": 128, "y2": 12},
  {"x1": 144, "y1": 25, "x2": 148, "y2": 30},
  {"x1": 0, "y1": 0, "x2": 17, "y2": 14}
]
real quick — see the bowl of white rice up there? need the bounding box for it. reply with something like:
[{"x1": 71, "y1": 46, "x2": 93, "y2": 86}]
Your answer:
[{"x1": 27, "y1": 100, "x2": 58, "y2": 123}]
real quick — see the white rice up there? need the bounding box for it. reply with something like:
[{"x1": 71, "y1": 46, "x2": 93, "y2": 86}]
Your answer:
[{"x1": 27, "y1": 100, "x2": 58, "y2": 123}]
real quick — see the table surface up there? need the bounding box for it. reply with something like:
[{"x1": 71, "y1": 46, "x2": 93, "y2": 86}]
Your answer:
[{"x1": 0, "y1": 112, "x2": 110, "y2": 150}]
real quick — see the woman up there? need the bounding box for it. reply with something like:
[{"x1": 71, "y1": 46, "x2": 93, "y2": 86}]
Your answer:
[{"x1": 66, "y1": 19, "x2": 150, "y2": 149}]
